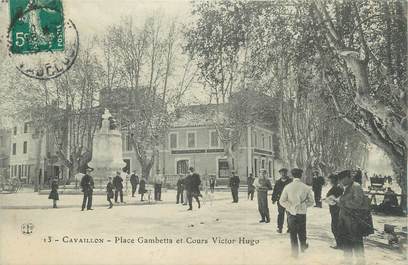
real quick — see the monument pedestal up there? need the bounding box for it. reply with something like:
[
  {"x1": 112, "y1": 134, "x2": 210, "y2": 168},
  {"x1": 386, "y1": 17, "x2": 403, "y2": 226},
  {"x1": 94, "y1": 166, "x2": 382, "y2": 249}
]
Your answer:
[{"x1": 88, "y1": 109, "x2": 126, "y2": 188}]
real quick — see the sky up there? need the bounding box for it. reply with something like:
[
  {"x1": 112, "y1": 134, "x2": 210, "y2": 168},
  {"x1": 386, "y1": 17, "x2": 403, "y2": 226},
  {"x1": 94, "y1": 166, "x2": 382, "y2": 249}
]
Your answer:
[
  {"x1": 63, "y1": 0, "x2": 192, "y2": 36},
  {"x1": 366, "y1": 145, "x2": 393, "y2": 175},
  {"x1": 0, "y1": 0, "x2": 208, "y2": 103}
]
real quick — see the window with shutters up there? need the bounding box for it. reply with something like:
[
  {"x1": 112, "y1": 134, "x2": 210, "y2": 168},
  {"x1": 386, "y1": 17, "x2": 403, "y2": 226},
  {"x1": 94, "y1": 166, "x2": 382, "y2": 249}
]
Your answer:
[
  {"x1": 187, "y1": 132, "x2": 196, "y2": 148},
  {"x1": 210, "y1": 130, "x2": 219, "y2": 147},
  {"x1": 170, "y1": 133, "x2": 178, "y2": 149},
  {"x1": 23, "y1": 141, "x2": 27, "y2": 154}
]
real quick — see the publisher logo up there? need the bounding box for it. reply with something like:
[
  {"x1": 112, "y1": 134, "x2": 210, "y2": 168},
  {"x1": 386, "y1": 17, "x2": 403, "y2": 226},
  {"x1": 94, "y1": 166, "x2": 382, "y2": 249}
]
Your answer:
[{"x1": 21, "y1": 223, "x2": 34, "y2": 235}]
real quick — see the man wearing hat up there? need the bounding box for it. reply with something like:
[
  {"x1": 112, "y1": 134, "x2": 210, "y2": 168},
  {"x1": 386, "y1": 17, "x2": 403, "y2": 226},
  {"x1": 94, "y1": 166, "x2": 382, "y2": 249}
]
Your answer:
[
  {"x1": 352, "y1": 168, "x2": 363, "y2": 185},
  {"x1": 129, "y1": 170, "x2": 139, "y2": 197},
  {"x1": 312, "y1": 170, "x2": 325, "y2": 208},
  {"x1": 80, "y1": 168, "x2": 95, "y2": 211},
  {"x1": 229, "y1": 170, "x2": 240, "y2": 203},
  {"x1": 247, "y1": 173, "x2": 255, "y2": 200},
  {"x1": 106, "y1": 177, "x2": 114, "y2": 209},
  {"x1": 272, "y1": 168, "x2": 292, "y2": 233},
  {"x1": 153, "y1": 173, "x2": 164, "y2": 201},
  {"x1": 325, "y1": 173, "x2": 344, "y2": 249},
  {"x1": 336, "y1": 170, "x2": 367, "y2": 264},
  {"x1": 185, "y1": 167, "x2": 201, "y2": 210},
  {"x1": 253, "y1": 169, "x2": 272, "y2": 223},
  {"x1": 279, "y1": 168, "x2": 314, "y2": 258},
  {"x1": 113, "y1": 171, "x2": 124, "y2": 203}
]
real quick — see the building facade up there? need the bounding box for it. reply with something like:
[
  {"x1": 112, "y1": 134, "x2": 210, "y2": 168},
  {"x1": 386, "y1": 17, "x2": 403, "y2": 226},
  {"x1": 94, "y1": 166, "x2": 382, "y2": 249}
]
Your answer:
[
  {"x1": 8, "y1": 121, "x2": 66, "y2": 185},
  {"x1": 0, "y1": 128, "x2": 11, "y2": 178},
  {"x1": 121, "y1": 106, "x2": 282, "y2": 184}
]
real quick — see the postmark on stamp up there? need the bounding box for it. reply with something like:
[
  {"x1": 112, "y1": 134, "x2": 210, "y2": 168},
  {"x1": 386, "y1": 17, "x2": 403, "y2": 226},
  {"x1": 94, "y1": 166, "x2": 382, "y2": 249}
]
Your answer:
[{"x1": 7, "y1": 0, "x2": 79, "y2": 80}]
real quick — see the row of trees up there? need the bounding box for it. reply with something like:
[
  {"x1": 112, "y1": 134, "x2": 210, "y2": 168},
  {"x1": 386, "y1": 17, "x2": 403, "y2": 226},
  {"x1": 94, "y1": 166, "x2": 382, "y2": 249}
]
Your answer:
[
  {"x1": 184, "y1": 0, "x2": 406, "y2": 209},
  {"x1": 185, "y1": 1, "x2": 369, "y2": 175}
]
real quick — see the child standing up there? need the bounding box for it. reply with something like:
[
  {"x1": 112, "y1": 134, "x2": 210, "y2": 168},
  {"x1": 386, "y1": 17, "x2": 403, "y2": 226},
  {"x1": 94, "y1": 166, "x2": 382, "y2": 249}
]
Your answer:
[
  {"x1": 106, "y1": 177, "x2": 114, "y2": 209},
  {"x1": 48, "y1": 178, "x2": 59, "y2": 208}
]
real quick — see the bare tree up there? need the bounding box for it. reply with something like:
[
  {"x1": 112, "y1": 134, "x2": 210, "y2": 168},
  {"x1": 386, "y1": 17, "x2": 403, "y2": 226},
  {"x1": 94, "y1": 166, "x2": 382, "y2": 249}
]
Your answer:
[
  {"x1": 4, "y1": 42, "x2": 103, "y2": 189},
  {"x1": 102, "y1": 15, "x2": 195, "y2": 179}
]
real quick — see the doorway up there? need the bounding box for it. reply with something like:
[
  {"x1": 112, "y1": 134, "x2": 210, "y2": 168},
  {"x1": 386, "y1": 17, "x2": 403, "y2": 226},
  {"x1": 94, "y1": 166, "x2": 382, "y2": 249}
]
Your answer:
[{"x1": 176, "y1": 160, "x2": 189, "y2": 174}]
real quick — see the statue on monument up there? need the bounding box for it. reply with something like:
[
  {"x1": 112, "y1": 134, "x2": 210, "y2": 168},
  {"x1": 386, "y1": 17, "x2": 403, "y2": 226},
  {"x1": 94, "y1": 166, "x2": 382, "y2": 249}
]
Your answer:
[{"x1": 88, "y1": 109, "x2": 126, "y2": 188}]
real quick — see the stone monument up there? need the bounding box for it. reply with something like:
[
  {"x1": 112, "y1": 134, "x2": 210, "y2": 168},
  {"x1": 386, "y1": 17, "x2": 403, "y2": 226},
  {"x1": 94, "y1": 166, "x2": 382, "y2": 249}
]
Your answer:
[{"x1": 88, "y1": 109, "x2": 126, "y2": 188}]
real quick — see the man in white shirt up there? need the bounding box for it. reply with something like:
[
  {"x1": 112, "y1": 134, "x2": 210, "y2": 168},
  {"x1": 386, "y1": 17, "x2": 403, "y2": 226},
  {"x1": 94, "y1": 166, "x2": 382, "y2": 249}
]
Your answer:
[{"x1": 279, "y1": 168, "x2": 314, "y2": 258}]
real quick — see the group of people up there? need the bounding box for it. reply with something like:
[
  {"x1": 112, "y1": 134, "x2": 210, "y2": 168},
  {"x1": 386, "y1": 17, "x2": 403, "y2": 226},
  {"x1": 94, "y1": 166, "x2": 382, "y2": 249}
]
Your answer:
[
  {"x1": 248, "y1": 167, "x2": 372, "y2": 264},
  {"x1": 107, "y1": 170, "x2": 149, "y2": 208},
  {"x1": 48, "y1": 165, "x2": 377, "y2": 264},
  {"x1": 48, "y1": 168, "x2": 149, "y2": 210},
  {"x1": 175, "y1": 167, "x2": 202, "y2": 210},
  {"x1": 218, "y1": 167, "x2": 372, "y2": 264},
  {"x1": 106, "y1": 171, "x2": 148, "y2": 208},
  {"x1": 47, "y1": 171, "x2": 96, "y2": 211}
]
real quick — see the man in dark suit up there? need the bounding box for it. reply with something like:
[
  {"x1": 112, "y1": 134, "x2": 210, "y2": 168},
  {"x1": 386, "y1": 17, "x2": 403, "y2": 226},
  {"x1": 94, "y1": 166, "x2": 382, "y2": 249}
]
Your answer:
[
  {"x1": 185, "y1": 167, "x2": 201, "y2": 210},
  {"x1": 130, "y1": 170, "x2": 139, "y2": 197},
  {"x1": 247, "y1": 173, "x2": 255, "y2": 200},
  {"x1": 176, "y1": 175, "x2": 184, "y2": 204},
  {"x1": 80, "y1": 168, "x2": 94, "y2": 211},
  {"x1": 312, "y1": 170, "x2": 325, "y2": 208},
  {"x1": 229, "y1": 171, "x2": 240, "y2": 203},
  {"x1": 209, "y1": 176, "x2": 216, "y2": 193},
  {"x1": 337, "y1": 170, "x2": 367, "y2": 265},
  {"x1": 352, "y1": 169, "x2": 363, "y2": 185},
  {"x1": 272, "y1": 168, "x2": 292, "y2": 233},
  {"x1": 326, "y1": 174, "x2": 344, "y2": 249},
  {"x1": 113, "y1": 171, "x2": 124, "y2": 203},
  {"x1": 378, "y1": 187, "x2": 400, "y2": 214}
]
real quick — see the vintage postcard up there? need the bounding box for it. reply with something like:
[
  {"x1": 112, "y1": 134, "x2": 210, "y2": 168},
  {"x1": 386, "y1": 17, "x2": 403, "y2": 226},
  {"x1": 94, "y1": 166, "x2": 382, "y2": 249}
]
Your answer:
[{"x1": 0, "y1": 0, "x2": 406, "y2": 264}]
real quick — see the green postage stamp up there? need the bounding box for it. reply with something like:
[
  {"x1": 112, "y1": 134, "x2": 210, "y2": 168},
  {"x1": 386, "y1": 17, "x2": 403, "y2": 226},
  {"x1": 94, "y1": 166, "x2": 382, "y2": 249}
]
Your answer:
[
  {"x1": 6, "y1": 0, "x2": 79, "y2": 80},
  {"x1": 9, "y1": 0, "x2": 65, "y2": 54}
]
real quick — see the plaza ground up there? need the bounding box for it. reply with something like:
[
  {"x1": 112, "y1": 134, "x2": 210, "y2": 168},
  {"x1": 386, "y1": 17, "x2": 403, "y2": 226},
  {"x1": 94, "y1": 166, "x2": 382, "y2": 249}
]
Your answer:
[{"x1": 0, "y1": 189, "x2": 406, "y2": 265}]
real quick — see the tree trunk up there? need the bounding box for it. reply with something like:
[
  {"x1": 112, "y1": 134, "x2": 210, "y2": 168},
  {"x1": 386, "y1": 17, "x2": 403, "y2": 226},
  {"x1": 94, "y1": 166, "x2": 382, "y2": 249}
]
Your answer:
[
  {"x1": 388, "y1": 151, "x2": 407, "y2": 213},
  {"x1": 337, "y1": 54, "x2": 407, "y2": 212},
  {"x1": 141, "y1": 160, "x2": 154, "y2": 180},
  {"x1": 224, "y1": 141, "x2": 235, "y2": 173},
  {"x1": 33, "y1": 133, "x2": 44, "y2": 192},
  {"x1": 397, "y1": 169, "x2": 407, "y2": 213}
]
